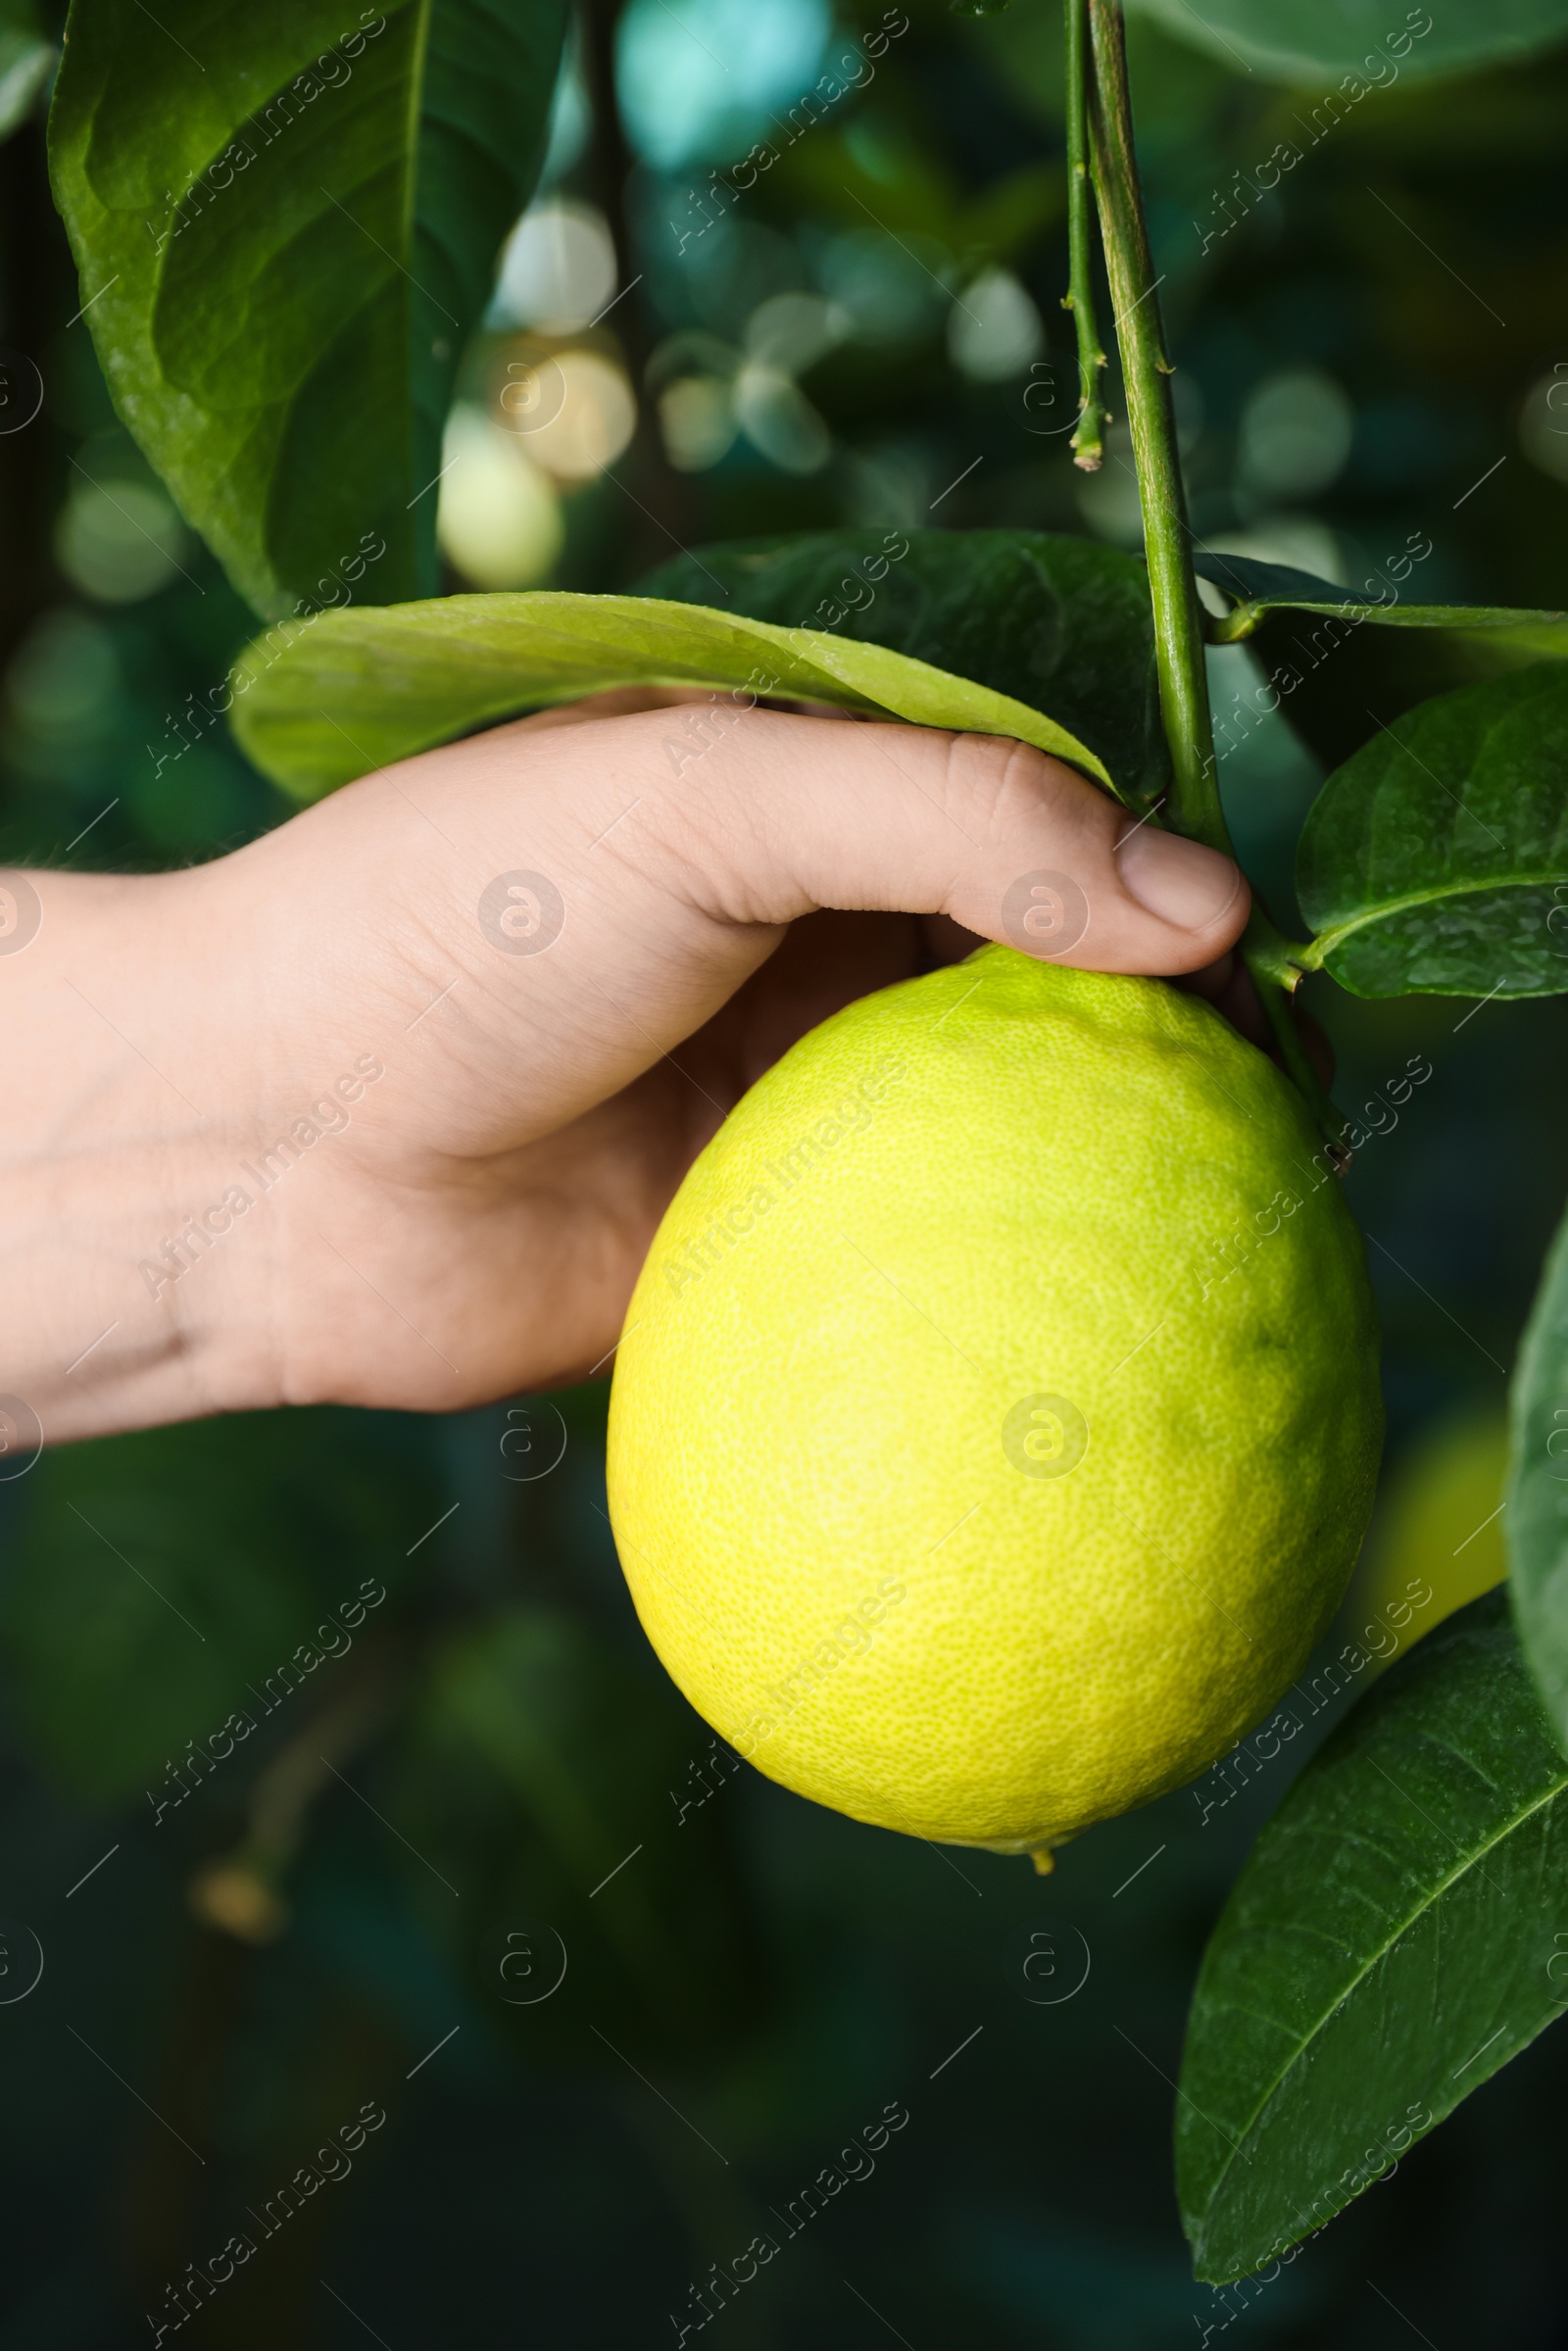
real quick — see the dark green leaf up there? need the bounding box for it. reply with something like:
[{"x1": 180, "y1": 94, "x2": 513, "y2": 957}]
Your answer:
[
  {"x1": 1507, "y1": 1200, "x2": 1568, "y2": 1746},
  {"x1": 48, "y1": 0, "x2": 568, "y2": 617},
  {"x1": 639, "y1": 529, "x2": 1167, "y2": 814},
  {"x1": 0, "y1": 1410, "x2": 439, "y2": 1803},
  {"x1": 1178, "y1": 1589, "x2": 1568, "y2": 2284},
  {"x1": 1129, "y1": 0, "x2": 1568, "y2": 84},
  {"x1": 1194, "y1": 550, "x2": 1565, "y2": 646},
  {"x1": 1296, "y1": 663, "x2": 1568, "y2": 997},
  {"x1": 227, "y1": 586, "x2": 1123, "y2": 801}
]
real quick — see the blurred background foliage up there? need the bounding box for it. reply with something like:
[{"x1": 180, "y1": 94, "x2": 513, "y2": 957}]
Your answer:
[{"x1": 2, "y1": 0, "x2": 1567, "y2": 2343}]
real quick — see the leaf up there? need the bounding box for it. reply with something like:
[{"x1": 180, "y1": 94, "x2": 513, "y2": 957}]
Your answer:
[
  {"x1": 1177, "y1": 1589, "x2": 1568, "y2": 2285},
  {"x1": 1127, "y1": 0, "x2": 1568, "y2": 84},
  {"x1": 1507, "y1": 1200, "x2": 1568, "y2": 1746},
  {"x1": 227, "y1": 586, "x2": 1124, "y2": 802},
  {"x1": 48, "y1": 0, "x2": 569, "y2": 618},
  {"x1": 637, "y1": 528, "x2": 1168, "y2": 815},
  {"x1": 1295, "y1": 663, "x2": 1568, "y2": 997},
  {"x1": 1454, "y1": 616, "x2": 1568, "y2": 665},
  {"x1": 0, "y1": 1410, "x2": 440, "y2": 1803},
  {"x1": 1194, "y1": 550, "x2": 1565, "y2": 646}
]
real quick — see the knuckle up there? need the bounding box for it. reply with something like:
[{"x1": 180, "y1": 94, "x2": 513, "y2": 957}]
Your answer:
[{"x1": 944, "y1": 730, "x2": 1110, "y2": 844}]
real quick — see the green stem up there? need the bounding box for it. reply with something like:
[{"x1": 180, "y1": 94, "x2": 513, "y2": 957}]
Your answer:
[
  {"x1": 1062, "y1": 0, "x2": 1106, "y2": 471},
  {"x1": 1082, "y1": 0, "x2": 1347, "y2": 1153},
  {"x1": 1255, "y1": 966, "x2": 1347, "y2": 1157},
  {"x1": 1084, "y1": 0, "x2": 1223, "y2": 856},
  {"x1": 1245, "y1": 907, "x2": 1311, "y2": 990},
  {"x1": 1206, "y1": 599, "x2": 1266, "y2": 643}
]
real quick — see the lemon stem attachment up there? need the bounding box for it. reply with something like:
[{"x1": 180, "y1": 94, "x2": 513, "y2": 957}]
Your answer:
[
  {"x1": 1030, "y1": 1844, "x2": 1056, "y2": 1876},
  {"x1": 1080, "y1": 2, "x2": 1348, "y2": 1157}
]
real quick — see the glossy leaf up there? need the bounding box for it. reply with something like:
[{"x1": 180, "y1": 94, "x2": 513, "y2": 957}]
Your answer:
[
  {"x1": 1296, "y1": 663, "x2": 1568, "y2": 997},
  {"x1": 1194, "y1": 550, "x2": 1565, "y2": 646},
  {"x1": 48, "y1": 0, "x2": 569, "y2": 618},
  {"x1": 638, "y1": 528, "x2": 1168, "y2": 813},
  {"x1": 1508, "y1": 1200, "x2": 1568, "y2": 1746},
  {"x1": 1128, "y1": 0, "x2": 1568, "y2": 84},
  {"x1": 227, "y1": 587, "x2": 1122, "y2": 800},
  {"x1": 1178, "y1": 1590, "x2": 1568, "y2": 2285}
]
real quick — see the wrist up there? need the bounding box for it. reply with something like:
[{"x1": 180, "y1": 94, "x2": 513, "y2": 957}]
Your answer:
[{"x1": 3, "y1": 861, "x2": 287, "y2": 1447}]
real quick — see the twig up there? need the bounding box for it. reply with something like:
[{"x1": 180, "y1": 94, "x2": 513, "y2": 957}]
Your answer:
[
  {"x1": 1085, "y1": 0, "x2": 1219, "y2": 851},
  {"x1": 1062, "y1": 0, "x2": 1106, "y2": 469},
  {"x1": 1084, "y1": 1, "x2": 1346, "y2": 1150}
]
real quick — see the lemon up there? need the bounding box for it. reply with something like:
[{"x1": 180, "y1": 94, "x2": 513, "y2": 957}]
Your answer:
[
  {"x1": 607, "y1": 947, "x2": 1382, "y2": 1862},
  {"x1": 1344, "y1": 1405, "x2": 1507, "y2": 1660}
]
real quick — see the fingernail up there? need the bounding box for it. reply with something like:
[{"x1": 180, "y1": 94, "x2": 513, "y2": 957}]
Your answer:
[{"x1": 1116, "y1": 827, "x2": 1243, "y2": 930}]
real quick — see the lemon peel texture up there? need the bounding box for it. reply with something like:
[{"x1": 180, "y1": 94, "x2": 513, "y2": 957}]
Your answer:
[{"x1": 608, "y1": 949, "x2": 1383, "y2": 1857}]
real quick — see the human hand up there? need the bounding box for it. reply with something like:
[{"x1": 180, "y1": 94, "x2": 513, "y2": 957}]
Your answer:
[{"x1": 8, "y1": 695, "x2": 1248, "y2": 1444}]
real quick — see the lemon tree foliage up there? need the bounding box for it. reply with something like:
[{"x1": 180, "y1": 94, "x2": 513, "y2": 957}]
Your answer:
[
  {"x1": 638, "y1": 529, "x2": 1169, "y2": 814},
  {"x1": 227, "y1": 587, "x2": 1120, "y2": 800},
  {"x1": 1296, "y1": 664, "x2": 1568, "y2": 997},
  {"x1": 1178, "y1": 1591, "x2": 1568, "y2": 2284},
  {"x1": 1507, "y1": 1203, "x2": 1568, "y2": 1744},
  {"x1": 49, "y1": 0, "x2": 569, "y2": 618},
  {"x1": 1128, "y1": 0, "x2": 1568, "y2": 83},
  {"x1": 1191, "y1": 550, "x2": 1565, "y2": 647},
  {"x1": 37, "y1": 0, "x2": 1568, "y2": 2296}
]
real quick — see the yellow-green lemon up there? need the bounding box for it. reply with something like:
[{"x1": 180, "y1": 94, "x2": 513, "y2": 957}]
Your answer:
[{"x1": 607, "y1": 947, "x2": 1382, "y2": 1861}]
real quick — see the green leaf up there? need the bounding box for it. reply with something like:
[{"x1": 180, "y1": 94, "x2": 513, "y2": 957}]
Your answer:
[
  {"x1": 227, "y1": 586, "x2": 1124, "y2": 801},
  {"x1": 48, "y1": 0, "x2": 569, "y2": 618},
  {"x1": 1455, "y1": 616, "x2": 1568, "y2": 666},
  {"x1": 1194, "y1": 551, "x2": 1565, "y2": 646},
  {"x1": 1507, "y1": 1200, "x2": 1568, "y2": 1746},
  {"x1": 1178, "y1": 1589, "x2": 1568, "y2": 2285},
  {"x1": 638, "y1": 529, "x2": 1167, "y2": 815},
  {"x1": 0, "y1": 1410, "x2": 439, "y2": 1804},
  {"x1": 1295, "y1": 663, "x2": 1568, "y2": 997},
  {"x1": 1128, "y1": 0, "x2": 1568, "y2": 84}
]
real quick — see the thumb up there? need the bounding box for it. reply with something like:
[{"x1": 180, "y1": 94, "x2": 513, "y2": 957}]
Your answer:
[
  {"x1": 598, "y1": 706, "x2": 1248, "y2": 974},
  {"x1": 242, "y1": 703, "x2": 1250, "y2": 1146}
]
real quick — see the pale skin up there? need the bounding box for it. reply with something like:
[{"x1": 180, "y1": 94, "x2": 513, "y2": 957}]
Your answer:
[{"x1": 4, "y1": 692, "x2": 1254, "y2": 1451}]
